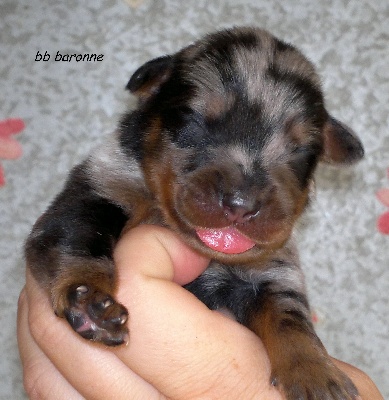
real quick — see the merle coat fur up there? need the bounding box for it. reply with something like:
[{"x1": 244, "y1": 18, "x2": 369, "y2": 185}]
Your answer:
[{"x1": 26, "y1": 27, "x2": 364, "y2": 399}]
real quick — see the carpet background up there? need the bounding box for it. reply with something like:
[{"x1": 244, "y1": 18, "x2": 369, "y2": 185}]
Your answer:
[{"x1": 0, "y1": 0, "x2": 388, "y2": 398}]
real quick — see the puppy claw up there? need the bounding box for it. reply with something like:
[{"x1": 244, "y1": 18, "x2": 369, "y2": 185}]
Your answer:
[
  {"x1": 103, "y1": 298, "x2": 114, "y2": 308},
  {"x1": 119, "y1": 313, "x2": 128, "y2": 324},
  {"x1": 76, "y1": 285, "x2": 89, "y2": 294}
]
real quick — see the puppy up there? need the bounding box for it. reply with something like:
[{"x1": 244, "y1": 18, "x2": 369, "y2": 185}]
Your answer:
[{"x1": 26, "y1": 27, "x2": 364, "y2": 399}]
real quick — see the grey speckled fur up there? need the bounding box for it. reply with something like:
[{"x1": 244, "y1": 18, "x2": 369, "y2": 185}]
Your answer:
[{"x1": 0, "y1": 0, "x2": 388, "y2": 398}]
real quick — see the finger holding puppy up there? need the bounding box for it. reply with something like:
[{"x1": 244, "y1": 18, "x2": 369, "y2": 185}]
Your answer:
[{"x1": 17, "y1": 289, "x2": 85, "y2": 400}]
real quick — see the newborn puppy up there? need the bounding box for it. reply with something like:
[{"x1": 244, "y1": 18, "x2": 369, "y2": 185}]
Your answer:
[{"x1": 26, "y1": 27, "x2": 364, "y2": 399}]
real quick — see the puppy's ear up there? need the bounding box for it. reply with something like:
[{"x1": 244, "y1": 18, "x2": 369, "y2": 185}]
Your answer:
[
  {"x1": 321, "y1": 116, "x2": 364, "y2": 164},
  {"x1": 126, "y1": 55, "x2": 174, "y2": 101}
]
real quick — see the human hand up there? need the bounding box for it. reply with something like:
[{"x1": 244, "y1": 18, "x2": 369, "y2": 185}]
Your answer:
[{"x1": 18, "y1": 225, "x2": 383, "y2": 399}]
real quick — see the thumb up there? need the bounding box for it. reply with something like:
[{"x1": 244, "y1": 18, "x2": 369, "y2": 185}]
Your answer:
[{"x1": 115, "y1": 224, "x2": 210, "y2": 285}]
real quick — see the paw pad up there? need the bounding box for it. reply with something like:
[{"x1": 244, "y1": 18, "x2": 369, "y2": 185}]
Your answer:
[{"x1": 65, "y1": 285, "x2": 129, "y2": 346}]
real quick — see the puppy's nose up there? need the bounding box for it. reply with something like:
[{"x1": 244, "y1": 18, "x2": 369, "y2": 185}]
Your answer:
[{"x1": 222, "y1": 193, "x2": 260, "y2": 223}]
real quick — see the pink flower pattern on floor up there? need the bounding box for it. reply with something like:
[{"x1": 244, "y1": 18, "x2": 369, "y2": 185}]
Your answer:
[
  {"x1": 0, "y1": 118, "x2": 24, "y2": 186},
  {"x1": 376, "y1": 168, "x2": 389, "y2": 235}
]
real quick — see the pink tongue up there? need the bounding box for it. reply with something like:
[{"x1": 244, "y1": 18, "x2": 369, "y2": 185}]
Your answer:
[{"x1": 196, "y1": 227, "x2": 255, "y2": 254}]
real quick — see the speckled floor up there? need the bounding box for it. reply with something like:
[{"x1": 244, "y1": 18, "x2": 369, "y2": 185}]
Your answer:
[{"x1": 1, "y1": 0, "x2": 388, "y2": 398}]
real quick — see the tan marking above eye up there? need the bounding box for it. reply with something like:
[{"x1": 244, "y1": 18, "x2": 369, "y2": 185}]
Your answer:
[{"x1": 260, "y1": 134, "x2": 290, "y2": 166}]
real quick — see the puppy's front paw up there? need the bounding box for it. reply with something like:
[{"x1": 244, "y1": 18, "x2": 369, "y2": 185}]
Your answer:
[
  {"x1": 63, "y1": 285, "x2": 129, "y2": 346},
  {"x1": 272, "y1": 358, "x2": 359, "y2": 400}
]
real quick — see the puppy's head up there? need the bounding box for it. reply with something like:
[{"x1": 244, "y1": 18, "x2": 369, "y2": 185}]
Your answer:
[{"x1": 122, "y1": 27, "x2": 364, "y2": 263}]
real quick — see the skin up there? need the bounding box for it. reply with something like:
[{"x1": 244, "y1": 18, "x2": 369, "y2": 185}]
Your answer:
[{"x1": 18, "y1": 225, "x2": 383, "y2": 400}]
